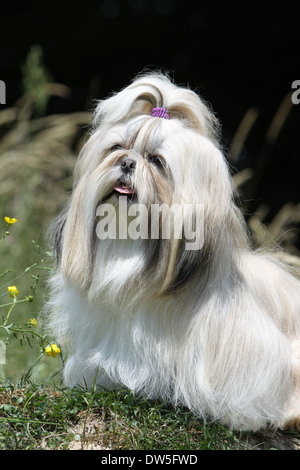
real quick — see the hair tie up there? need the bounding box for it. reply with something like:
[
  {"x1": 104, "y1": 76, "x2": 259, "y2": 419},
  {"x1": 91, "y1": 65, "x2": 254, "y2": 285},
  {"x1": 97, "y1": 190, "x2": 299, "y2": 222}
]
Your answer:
[{"x1": 151, "y1": 107, "x2": 170, "y2": 119}]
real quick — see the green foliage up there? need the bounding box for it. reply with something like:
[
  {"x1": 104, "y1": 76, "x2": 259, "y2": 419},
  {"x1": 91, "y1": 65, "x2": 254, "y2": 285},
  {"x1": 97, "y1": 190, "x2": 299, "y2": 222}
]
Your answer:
[
  {"x1": 21, "y1": 44, "x2": 52, "y2": 116},
  {"x1": 0, "y1": 46, "x2": 89, "y2": 381},
  {"x1": 0, "y1": 218, "x2": 60, "y2": 384},
  {"x1": 86, "y1": 389, "x2": 241, "y2": 450},
  {"x1": 0, "y1": 384, "x2": 243, "y2": 450}
]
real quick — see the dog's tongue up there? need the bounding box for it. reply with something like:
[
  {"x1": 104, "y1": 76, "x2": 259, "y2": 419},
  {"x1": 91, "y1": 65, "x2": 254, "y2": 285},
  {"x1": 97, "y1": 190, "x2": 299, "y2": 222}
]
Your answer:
[{"x1": 114, "y1": 184, "x2": 134, "y2": 195}]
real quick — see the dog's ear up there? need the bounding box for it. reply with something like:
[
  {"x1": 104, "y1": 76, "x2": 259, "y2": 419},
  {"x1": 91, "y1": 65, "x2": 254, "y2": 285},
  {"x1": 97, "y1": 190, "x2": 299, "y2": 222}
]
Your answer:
[
  {"x1": 56, "y1": 174, "x2": 97, "y2": 290},
  {"x1": 155, "y1": 136, "x2": 247, "y2": 295},
  {"x1": 161, "y1": 240, "x2": 212, "y2": 294},
  {"x1": 152, "y1": 204, "x2": 211, "y2": 295}
]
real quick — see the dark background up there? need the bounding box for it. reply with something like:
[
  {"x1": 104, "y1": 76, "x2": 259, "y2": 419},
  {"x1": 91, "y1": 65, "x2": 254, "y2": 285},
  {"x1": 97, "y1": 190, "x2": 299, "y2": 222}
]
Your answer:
[{"x1": 1, "y1": 0, "x2": 300, "y2": 220}]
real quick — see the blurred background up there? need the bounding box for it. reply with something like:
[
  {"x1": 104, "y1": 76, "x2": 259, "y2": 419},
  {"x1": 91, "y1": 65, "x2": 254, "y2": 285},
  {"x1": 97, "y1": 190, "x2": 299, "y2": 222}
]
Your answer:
[{"x1": 0, "y1": 0, "x2": 300, "y2": 380}]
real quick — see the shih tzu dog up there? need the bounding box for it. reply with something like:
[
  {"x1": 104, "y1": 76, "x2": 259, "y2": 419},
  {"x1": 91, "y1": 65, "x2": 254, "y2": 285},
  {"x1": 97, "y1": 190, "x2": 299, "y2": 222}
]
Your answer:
[{"x1": 46, "y1": 72, "x2": 300, "y2": 432}]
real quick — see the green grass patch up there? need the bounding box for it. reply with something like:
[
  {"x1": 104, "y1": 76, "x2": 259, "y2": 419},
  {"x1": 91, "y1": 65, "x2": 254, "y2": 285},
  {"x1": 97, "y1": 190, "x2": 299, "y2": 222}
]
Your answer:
[{"x1": 0, "y1": 382, "x2": 245, "y2": 450}]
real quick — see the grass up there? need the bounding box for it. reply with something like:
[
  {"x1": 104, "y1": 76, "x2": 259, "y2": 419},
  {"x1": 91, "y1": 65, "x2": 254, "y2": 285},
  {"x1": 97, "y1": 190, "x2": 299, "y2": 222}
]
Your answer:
[
  {"x1": 1, "y1": 379, "x2": 300, "y2": 450},
  {"x1": 0, "y1": 381, "x2": 245, "y2": 450}
]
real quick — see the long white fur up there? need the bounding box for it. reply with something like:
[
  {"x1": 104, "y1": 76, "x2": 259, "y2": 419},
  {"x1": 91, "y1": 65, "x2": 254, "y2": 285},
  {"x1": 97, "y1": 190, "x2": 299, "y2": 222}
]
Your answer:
[{"x1": 45, "y1": 72, "x2": 300, "y2": 432}]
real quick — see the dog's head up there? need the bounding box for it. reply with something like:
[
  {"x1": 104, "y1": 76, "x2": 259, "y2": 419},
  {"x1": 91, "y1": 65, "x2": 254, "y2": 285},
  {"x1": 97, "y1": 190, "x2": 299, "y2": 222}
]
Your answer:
[{"x1": 51, "y1": 73, "x2": 245, "y2": 296}]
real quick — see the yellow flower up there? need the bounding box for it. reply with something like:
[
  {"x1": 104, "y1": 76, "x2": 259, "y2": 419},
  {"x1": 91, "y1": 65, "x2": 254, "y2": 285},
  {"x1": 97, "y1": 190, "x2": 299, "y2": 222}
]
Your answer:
[
  {"x1": 45, "y1": 344, "x2": 61, "y2": 358},
  {"x1": 4, "y1": 217, "x2": 18, "y2": 225},
  {"x1": 30, "y1": 318, "x2": 37, "y2": 327},
  {"x1": 8, "y1": 285, "x2": 19, "y2": 298}
]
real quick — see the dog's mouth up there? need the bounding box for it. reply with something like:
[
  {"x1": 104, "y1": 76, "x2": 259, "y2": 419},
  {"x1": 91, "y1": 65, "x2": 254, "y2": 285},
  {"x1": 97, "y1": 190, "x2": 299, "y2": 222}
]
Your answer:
[
  {"x1": 114, "y1": 182, "x2": 134, "y2": 195},
  {"x1": 103, "y1": 180, "x2": 136, "y2": 202}
]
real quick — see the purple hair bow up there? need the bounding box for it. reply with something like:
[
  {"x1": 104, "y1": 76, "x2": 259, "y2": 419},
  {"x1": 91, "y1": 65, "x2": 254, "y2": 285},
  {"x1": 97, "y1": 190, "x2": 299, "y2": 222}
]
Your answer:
[{"x1": 151, "y1": 107, "x2": 170, "y2": 119}]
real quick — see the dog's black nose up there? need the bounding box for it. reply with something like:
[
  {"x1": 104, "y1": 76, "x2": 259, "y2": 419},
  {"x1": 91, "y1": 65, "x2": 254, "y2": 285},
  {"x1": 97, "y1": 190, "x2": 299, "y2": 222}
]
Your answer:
[{"x1": 121, "y1": 159, "x2": 136, "y2": 173}]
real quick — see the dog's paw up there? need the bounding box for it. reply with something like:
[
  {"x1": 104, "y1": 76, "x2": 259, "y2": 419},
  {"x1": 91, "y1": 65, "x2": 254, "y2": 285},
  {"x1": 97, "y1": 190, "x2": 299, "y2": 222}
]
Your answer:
[{"x1": 280, "y1": 415, "x2": 300, "y2": 432}]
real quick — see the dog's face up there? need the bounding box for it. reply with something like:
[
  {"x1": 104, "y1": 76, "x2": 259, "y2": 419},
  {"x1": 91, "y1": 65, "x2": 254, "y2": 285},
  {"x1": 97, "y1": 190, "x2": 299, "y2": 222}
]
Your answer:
[
  {"x1": 93, "y1": 117, "x2": 178, "y2": 209},
  {"x1": 75, "y1": 115, "x2": 214, "y2": 213},
  {"x1": 53, "y1": 74, "x2": 243, "y2": 297}
]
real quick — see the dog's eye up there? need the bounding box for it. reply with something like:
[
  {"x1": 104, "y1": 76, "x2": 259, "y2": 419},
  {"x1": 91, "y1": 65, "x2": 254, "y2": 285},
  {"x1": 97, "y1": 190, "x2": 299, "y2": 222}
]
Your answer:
[
  {"x1": 147, "y1": 154, "x2": 163, "y2": 168},
  {"x1": 111, "y1": 144, "x2": 123, "y2": 152}
]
